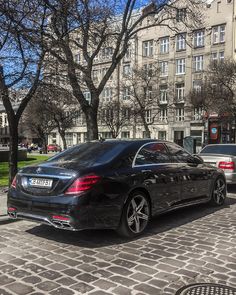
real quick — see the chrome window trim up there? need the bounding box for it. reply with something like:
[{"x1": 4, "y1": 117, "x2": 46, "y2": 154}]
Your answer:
[{"x1": 132, "y1": 141, "x2": 171, "y2": 168}]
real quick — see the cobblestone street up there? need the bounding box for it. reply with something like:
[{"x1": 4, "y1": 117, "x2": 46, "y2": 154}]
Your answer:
[{"x1": 0, "y1": 189, "x2": 236, "y2": 295}]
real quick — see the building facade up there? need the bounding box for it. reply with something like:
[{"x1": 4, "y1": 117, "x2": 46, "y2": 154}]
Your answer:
[
  {"x1": 1, "y1": 0, "x2": 235, "y2": 150},
  {"x1": 47, "y1": 0, "x2": 236, "y2": 152}
]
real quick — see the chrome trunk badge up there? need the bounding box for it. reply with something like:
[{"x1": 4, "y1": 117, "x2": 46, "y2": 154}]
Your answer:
[{"x1": 36, "y1": 167, "x2": 42, "y2": 174}]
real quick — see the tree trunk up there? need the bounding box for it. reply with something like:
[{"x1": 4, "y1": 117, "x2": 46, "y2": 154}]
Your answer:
[
  {"x1": 8, "y1": 119, "x2": 19, "y2": 185},
  {"x1": 59, "y1": 129, "x2": 67, "y2": 150},
  {"x1": 140, "y1": 113, "x2": 151, "y2": 138},
  {"x1": 85, "y1": 108, "x2": 99, "y2": 141}
]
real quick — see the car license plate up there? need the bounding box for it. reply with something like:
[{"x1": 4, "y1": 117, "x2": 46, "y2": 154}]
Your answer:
[{"x1": 29, "y1": 178, "x2": 53, "y2": 188}]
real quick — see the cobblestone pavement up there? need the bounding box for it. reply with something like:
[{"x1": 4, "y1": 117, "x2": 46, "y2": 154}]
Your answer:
[{"x1": 0, "y1": 188, "x2": 236, "y2": 295}]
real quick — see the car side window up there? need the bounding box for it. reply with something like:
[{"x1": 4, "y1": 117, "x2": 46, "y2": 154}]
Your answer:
[
  {"x1": 166, "y1": 143, "x2": 192, "y2": 163},
  {"x1": 134, "y1": 143, "x2": 171, "y2": 166}
]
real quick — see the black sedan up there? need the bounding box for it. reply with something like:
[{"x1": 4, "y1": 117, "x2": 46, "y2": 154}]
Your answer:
[{"x1": 8, "y1": 139, "x2": 226, "y2": 238}]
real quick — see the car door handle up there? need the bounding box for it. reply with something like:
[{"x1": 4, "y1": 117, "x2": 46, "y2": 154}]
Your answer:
[{"x1": 141, "y1": 169, "x2": 152, "y2": 173}]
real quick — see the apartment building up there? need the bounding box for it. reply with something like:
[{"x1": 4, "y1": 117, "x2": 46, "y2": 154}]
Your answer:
[{"x1": 46, "y1": 0, "x2": 235, "y2": 151}]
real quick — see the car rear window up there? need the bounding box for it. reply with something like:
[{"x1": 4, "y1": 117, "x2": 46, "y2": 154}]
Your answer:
[
  {"x1": 46, "y1": 142, "x2": 126, "y2": 165},
  {"x1": 200, "y1": 145, "x2": 236, "y2": 156}
]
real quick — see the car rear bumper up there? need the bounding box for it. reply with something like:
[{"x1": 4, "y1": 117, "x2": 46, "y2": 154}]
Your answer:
[
  {"x1": 224, "y1": 172, "x2": 236, "y2": 184},
  {"x1": 7, "y1": 189, "x2": 123, "y2": 231}
]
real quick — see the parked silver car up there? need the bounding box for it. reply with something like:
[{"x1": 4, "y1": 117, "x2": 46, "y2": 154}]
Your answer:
[{"x1": 199, "y1": 144, "x2": 236, "y2": 184}]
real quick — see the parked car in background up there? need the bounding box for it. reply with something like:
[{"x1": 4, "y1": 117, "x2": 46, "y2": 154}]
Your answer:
[
  {"x1": 199, "y1": 144, "x2": 236, "y2": 184},
  {"x1": 8, "y1": 139, "x2": 226, "y2": 238},
  {"x1": 47, "y1": 144, "x2": 61, "y2": 152}
]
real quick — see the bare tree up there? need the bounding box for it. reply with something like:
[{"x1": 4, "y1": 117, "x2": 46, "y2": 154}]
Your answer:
[
  {"x1": 0, "y1": 0, "x2": 46, "y2": 183},
  {"x1": 24, "y1": 84, "x2": 80, "y2": 150},
  {"x1": 42, "y1": 0, "x2": 204, "y2": 141},
  {"x1": 126, "y1": 64, "x2": 161, "y2": 138},
  {"x1": 23, "y1": 96, "x2": 55, "y2": 153},
  {"x1": 188, "y1": 59, "x2": 236, "y2": 117},
  {"x1": 98, "y1": 100, "x2": 132, "y2": 138}
]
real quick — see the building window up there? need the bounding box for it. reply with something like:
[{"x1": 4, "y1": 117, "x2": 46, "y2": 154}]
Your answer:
[
  {"x1": 160, "y1": 37, "x2": 169, "y2": 54},
  {"x1": 101, "y1": 67, "x2": 113, "y2": 80},
  {"x1": 193, "y1": 107, "x2": 204, "y2": 121},
  {"x1": 158, "y1": 131, "x2": 166, "y2": 140},
  {"x1": 101, "y1": 109, "x2": 113, "y2": 123},
  {"x1": 193, "y1": 30, "x2": 205, "y2": 48},
  {"x1": 211, "y1": 52, "x2": 218, "y2": 61},
  {"x1": 142, "y1": 40, "x2": 153, "y2": 57},
  {"x1": 122, "y1": 108, "x2": 131, "y2": 120},
  {"x1": 176, "y1": 33, "x2": 186, "y2": 51},
  {"x1": 83, "y1": 91, "x2": 91, "y2": 104},
  {"x1": 159, "y1": 61, "x2": 168, "y2": 76},
  {"x1": 74, "y1": 111, "x2": 83, "y2": 125},
  {"x1": 75, "y1": 53, "x2": 81, "y2": 63},
  {"x1": 65, "y1": 133, "x2": 73, "y2": 147},
  {"x1": 159, "y1": 85, "x2": 168, "y2": 104},
  {"x1": 219, "y1": 51, "x2": 224, "y2": 60},
  {"x1": 102, "y1": 87, "x2": 113, "y2": 102},
  {"x1": 121, "y1": 131, "x2": 130, "y2": 138},
  {"x1": 123, "y1": 64, "x2": 131, "y2": 76},
  {"x1": 176, "y1": 83, "x2": 185, "y2": 102},
  {"x1": 145, "y1": 109, "x2": 152, "y2": 123},
  {"x1": 176, "y1": 8, "x2": 187, "y2": 22},
  {"x1": 92, "y1": 69, "x2": 98, "y2": 81},
  {"x1": 193, "y1": 80, "x2": 202, "y2": 92},
  {"x1": 100, "y1": 132, "x2": 112, "y2": 139},
  {"x1": 143, "y1": 63, "x2": 153, "y2": 77},
  {"x1": 212, "y1": 24, "x2": 225, "y2": 44},
  {"x1": 123, "y1": 86, "x2": 131, "y2": 100},
  {"x1": 193, "y1": 55, "x2": 204, "y2": 72},
  {"x1": 125, "y1": 46, "x2": 132, "y2": 60},
  {"x1": 144, "y1": 86, "x2": 152, "y2": 100},
  {"x1": 159, "y1": 108, "x2": 168, "y2": 122},
  {"x1": 176, "y1": 107, "x2": 185, "y2": 121},
  {"x1": 101, "y1": 47, "x2": 113, "y2": 59},
  {"x1": 176, "y1": 58, "x2": 185, "y2": 74},
  {"x1": 211, "y1": 51, "x2": 225, "y2": 61}
]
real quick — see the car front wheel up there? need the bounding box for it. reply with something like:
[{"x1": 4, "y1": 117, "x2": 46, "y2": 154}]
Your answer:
[
  {"x1": 211, "y1": 177, "x2": 226, "y2": 206},
  {"x1": 117, "y1": 191, "x2": 150, "y2": 238}
]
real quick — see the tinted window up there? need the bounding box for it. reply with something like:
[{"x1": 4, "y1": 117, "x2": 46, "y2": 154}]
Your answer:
[
  {"x1": 135, "y1": 143, "x2": 171, "y2": 165},
  {"x1": 166, "y1": 143, "x2": 192, "y2": 163},
  {"x1": 200, "y1": 145, "x2": 236, "y2": 156},
  {"x1": 47, "y1": 142, "x2": 126, "y2": 166}
]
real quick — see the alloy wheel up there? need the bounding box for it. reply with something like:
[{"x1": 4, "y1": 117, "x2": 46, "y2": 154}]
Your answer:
[
  {"x1": 212, "y1": 178, "x2": 226, "y2": 205},
  {"x1": 126, "y1": 194, "x2": 150, "y2": 234}
]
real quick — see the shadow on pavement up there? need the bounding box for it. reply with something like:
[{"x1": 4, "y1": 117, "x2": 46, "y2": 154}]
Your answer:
[
  {"x1": 26, "y1": 196, "x2": 236, "y2": 248},
  {"x1": 227, "y1": 184, "x2": 236, "y2": 194}
]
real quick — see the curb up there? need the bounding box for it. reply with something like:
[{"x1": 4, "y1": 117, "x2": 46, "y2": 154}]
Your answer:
[{"x1": 0, "y1": 214, "x2": 19, "y2": 225}]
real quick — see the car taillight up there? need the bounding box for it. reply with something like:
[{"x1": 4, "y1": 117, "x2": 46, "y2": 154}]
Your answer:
[
  {"x1": 218, "y1": 161, "x2": 235, "y2": 170},
  {"x1": 11, "y1": 176, "x2": 17, "y2": 188},
  {"x1": 52, "y1": 215, "x2": 70, "y2": 221},
  {"x1": 65, "y1": 174, "x2": 101, "y2": 195}
]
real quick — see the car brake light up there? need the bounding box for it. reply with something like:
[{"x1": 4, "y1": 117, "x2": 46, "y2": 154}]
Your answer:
[
  {"x1": 218, "y1": 161, "x2": 235, "y2": 170},
  {"x1": 52, "y1": 215, "x2": 70, "y2": 221},
  {"x1": 11, "y1": 176, "x2": 17, "y2": 188},
  {"x1": 8, "y1": 207, "x2": 17, "y2": 212},
  {"x1": 65, "y1": 174, "x2": 101, "y2": 194}
]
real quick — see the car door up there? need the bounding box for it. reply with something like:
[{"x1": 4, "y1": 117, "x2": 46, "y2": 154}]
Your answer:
[
  {"x1": 166, "y1": 142, "x2": 210, "y2": 203},
  {"x1": 133, "y1": 142, "x2": 182, "y2": 214}
]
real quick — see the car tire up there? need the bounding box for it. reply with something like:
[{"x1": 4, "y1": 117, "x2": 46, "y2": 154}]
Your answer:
[
  {"x1": 116, "y1": 191, "x2": 150, "y2": 238},
  {"x1": 210, "y1": 176, "x2": 226, "y2": 206}
]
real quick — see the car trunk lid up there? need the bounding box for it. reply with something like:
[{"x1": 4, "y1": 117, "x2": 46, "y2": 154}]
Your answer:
[{"x1": 17, "y1": 164, "x2": 78, "y2": 196}]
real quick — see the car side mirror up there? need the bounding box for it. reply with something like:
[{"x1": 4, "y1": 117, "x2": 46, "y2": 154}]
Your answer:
[{"x1": 187, "y1": 155, "x2": 204, "y2": 165}]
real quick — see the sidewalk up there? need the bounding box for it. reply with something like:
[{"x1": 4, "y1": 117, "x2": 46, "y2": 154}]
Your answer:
[{"x1": 0, "y1": 188, "x2": 8, "y2": 221}]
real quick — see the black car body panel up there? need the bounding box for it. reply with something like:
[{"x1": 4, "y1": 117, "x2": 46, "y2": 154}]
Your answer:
[{"x1": 8, "y1": 139, "x2": 226, "y2": 232}]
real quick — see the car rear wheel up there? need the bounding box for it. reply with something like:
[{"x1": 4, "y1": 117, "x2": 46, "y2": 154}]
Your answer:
[
  {"x1": 211, "y1": 177, "x2": 226, "y2": 206},
  {"x1": 116, "y1": 191, "x2": 150, "y2": 238}
]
